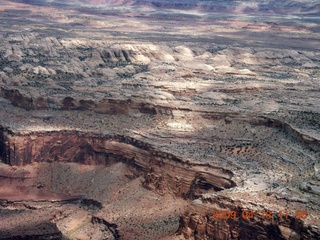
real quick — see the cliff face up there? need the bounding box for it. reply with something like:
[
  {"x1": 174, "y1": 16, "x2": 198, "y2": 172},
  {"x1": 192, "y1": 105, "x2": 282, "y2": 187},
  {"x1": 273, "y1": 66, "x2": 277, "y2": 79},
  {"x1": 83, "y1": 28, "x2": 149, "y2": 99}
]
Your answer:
[
  {"x1": 0, "y1": 129, "x2": 235, "y2": 199},
  {"x1": 0, "y1": 0, "x2": 319, "y2": 238},
  {"x1": 1, "y1": 127, "x2": 319, "y2": 240},
  {"x1": 177, "y1": 195, "x2": 320, "y2": 240}
]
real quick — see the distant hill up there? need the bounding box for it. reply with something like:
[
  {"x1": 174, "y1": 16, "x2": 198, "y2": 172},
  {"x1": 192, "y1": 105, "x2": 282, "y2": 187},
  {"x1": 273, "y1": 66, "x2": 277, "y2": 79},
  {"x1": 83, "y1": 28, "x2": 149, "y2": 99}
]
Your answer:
[
  {"x1": 10, "y1": 0, "x2": 320, "y2": 15},
  {"x1": 72, "y1": 0, "x2": 320, "y2": 15}
]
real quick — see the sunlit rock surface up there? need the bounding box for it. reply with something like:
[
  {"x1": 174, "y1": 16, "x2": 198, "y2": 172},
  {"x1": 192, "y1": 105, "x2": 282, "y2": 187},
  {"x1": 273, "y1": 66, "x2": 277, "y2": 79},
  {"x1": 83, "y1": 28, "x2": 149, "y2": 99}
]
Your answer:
[{"x1": 0, "y1": 0, "x2": 319, "y2": 239}]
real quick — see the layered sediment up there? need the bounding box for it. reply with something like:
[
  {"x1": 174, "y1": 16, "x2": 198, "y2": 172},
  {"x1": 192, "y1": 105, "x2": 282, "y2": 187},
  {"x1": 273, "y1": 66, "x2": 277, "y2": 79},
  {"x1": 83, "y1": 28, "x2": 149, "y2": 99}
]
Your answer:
[
  {"x1": 0, "y1": 120, "x2": 319, "y2": 239},
  {"x1": 0, "y1": 0, "x2": 319, "y2": 239},
  {"x1": 0, "y1": 128, "x2": 235, "y2": 198}
]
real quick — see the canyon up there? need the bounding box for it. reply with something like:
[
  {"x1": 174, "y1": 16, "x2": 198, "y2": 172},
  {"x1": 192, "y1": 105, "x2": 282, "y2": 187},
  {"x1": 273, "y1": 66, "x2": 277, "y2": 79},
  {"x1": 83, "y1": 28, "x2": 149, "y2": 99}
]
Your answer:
[{"x1": 0, "y1": 0, "x2": 319, "y2": 239}]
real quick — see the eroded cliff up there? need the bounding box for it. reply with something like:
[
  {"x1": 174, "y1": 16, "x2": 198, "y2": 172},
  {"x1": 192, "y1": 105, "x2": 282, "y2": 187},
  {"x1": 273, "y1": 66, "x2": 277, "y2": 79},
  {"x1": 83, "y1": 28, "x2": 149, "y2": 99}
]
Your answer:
[
  {"x1": 0, "y1": 124, "x2": 319, "y2": 239},
  {"x1": 0, "y1": 128, "x2": 235, "y2": 198},
  {"x1": 0, "y1": 0, "x2": 319, "y2": 239}
]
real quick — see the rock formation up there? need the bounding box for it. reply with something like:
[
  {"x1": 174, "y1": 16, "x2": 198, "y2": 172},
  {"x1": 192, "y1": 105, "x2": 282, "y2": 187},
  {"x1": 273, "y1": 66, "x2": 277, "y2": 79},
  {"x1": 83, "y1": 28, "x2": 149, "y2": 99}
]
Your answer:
[{"x1": 0, "y1": 0, "x2": 319, "y2": 239}]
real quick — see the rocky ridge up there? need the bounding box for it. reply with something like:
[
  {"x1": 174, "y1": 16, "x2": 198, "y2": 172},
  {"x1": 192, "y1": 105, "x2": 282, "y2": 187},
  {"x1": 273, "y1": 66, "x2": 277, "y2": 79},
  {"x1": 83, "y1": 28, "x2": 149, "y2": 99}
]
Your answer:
[{"x1": 0, "y1": 0, "x2": 319, "y2": 239}]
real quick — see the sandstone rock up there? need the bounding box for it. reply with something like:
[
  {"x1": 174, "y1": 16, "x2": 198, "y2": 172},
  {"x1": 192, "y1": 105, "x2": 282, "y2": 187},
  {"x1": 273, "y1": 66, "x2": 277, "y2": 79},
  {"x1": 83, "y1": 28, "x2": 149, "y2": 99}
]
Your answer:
[
  {"x1": 212, "y1": 54, "x2": 231, "y2": 67},
  {"x1": 33, "y1": 66, "x2": 50, "y2": 75},
  {"x1": 278, "y1": 225, "x2": 301, "y2": 240},
  {"x1": 7, "y1": 53, "x2": 22, "y2": 62},
  {"x1": 44, "y1": 78, "x2": 64, "y2": 89},
  {"x1": 10, "y1": 76, "x2": 28, "y2": 86},
  {"x1": 0, "y1": 1, "x2": 319, "y2": 239},
  {"x1": 48, "y1": 68, "x2": 57, "y2": 75},
  {"x1": 97, "y1": 67, "x2": 117, "y2": 78},
  {"x1": 85, "y1": 49, "x2": 105, "y2": 68},
  {"x1": 0, "y1": 130, "x2": 235, "y2": 196},
  {"x1": 2, "y1": 67, "x2": 13, "y2": 74},
  {"x1": 0, "y1": 72, "x2": 9, "y2": 86},
  {"x1": 300, "y1": 182, "x2": 320, "y2": 196},
  {"x1": 174, "y1": 46, "x2": 194, "y2": 60},
  {"x1": 19, "y1": 63, "x2": 34, "y2": 72},
  {"x1": 200, "y1": 92, "x2": 234, "y2": 101}
]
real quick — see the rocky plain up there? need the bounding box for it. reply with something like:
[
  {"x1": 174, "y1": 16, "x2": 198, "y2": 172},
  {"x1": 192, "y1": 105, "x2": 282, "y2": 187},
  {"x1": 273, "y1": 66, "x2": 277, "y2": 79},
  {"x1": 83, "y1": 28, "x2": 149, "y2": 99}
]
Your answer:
[{"x1": 0, "y1": 0, "x2": 319, "y2": 239}]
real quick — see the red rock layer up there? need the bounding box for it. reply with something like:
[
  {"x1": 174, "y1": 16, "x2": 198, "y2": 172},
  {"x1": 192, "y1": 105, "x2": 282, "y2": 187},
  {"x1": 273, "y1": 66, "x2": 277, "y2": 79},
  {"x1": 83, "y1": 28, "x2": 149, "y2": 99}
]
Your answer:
[{"x1": 0, "y1": 128, "x2": 235, "y2": 199}]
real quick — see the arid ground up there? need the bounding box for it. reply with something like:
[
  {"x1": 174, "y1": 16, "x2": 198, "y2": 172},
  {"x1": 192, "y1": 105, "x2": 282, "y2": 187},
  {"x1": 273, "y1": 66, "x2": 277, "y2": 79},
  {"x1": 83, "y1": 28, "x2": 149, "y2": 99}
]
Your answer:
[{"x1": 0, "y1": 0, "x2": 319, "y2": 239}]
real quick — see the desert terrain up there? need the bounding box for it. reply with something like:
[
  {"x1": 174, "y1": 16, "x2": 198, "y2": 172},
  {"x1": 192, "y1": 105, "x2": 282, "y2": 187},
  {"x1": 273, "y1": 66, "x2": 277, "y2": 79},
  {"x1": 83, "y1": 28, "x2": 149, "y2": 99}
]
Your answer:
[{"x1": 0, "y1": 0, "x2": 319, "y2": 239}]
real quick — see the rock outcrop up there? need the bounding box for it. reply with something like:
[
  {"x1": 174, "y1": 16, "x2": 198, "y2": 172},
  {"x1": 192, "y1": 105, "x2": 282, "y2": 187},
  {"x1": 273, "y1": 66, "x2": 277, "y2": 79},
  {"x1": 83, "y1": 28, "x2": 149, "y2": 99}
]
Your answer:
[
  {"x1": 0, "y1": 126, "x2": 319, "y2": 240},
  {"x1": 177, "y1": 195, "x2": 320, "y2": 240},
  {"x1": 0, "y1": 0, "x2": 319, "y2": 239},
  {"x1": 0, "y1": 128, "x2": 235, "y2": 199}
]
